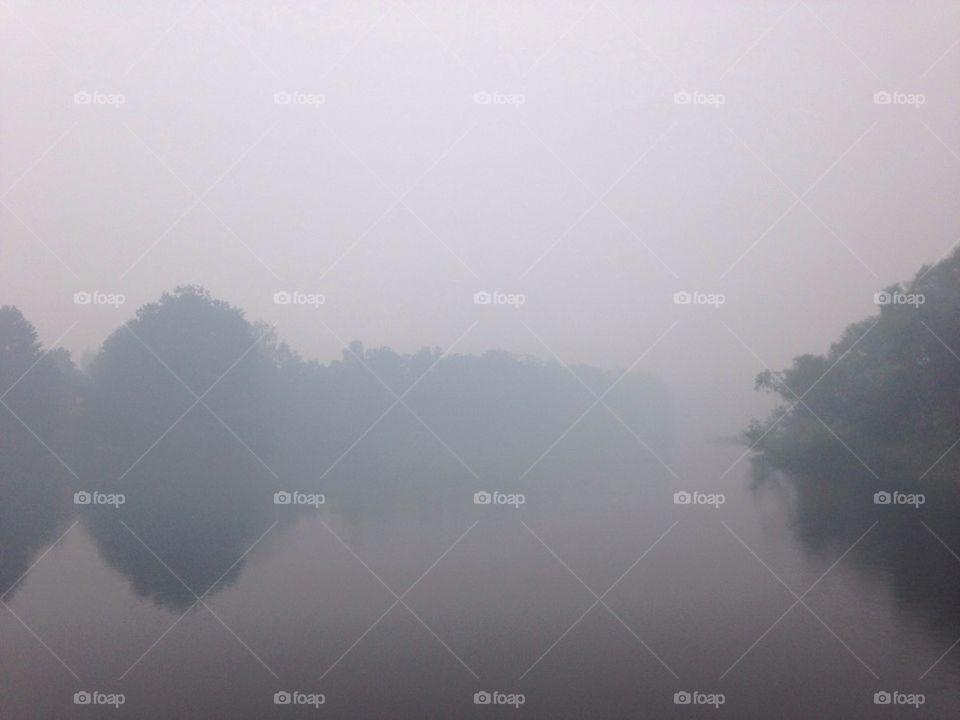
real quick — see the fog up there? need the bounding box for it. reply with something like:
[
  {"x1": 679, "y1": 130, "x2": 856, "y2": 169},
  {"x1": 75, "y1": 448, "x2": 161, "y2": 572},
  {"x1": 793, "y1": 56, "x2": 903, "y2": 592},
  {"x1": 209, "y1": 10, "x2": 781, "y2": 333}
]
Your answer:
[
  {"x1": 2, "y1": 2, "x2": 960, "y2": 718},
  {"x1": 4, "y1": 1, "x2": 959, "y2": 447}
]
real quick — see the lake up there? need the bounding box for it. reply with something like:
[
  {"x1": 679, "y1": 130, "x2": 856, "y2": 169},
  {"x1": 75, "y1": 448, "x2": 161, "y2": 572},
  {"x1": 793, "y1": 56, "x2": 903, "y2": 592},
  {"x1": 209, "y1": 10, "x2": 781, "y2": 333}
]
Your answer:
[{"x1": 2, "y1": 429, "x2": 958, "y2": 719}]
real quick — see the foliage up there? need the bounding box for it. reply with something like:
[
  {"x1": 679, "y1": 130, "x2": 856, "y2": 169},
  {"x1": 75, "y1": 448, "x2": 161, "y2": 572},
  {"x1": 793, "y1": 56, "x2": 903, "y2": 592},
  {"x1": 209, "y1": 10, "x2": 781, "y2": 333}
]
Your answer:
[{"x1": 747, "y1": 246, "x2": 960, "y2": 477}]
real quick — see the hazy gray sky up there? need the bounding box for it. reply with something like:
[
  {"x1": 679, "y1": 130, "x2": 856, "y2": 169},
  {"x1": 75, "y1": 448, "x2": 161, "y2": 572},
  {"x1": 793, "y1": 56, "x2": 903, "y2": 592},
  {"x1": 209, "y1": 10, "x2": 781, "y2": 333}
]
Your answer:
[{"x1": 3, "y1": 0, "x2": 959, "y2": 436}]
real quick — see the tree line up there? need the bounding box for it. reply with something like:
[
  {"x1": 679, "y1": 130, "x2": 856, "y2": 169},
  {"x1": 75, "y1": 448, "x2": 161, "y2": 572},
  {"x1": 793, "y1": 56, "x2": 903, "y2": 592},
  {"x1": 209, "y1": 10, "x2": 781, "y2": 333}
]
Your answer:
[{"x1": 0, "y1": 286, "x2": 671, "y2": 609}]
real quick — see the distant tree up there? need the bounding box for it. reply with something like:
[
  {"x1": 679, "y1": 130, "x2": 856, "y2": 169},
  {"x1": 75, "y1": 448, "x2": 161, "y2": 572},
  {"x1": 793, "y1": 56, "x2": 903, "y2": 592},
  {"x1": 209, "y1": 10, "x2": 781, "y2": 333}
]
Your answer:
[
  {"x1": 0, "y1": 305, "x2": 77, "y2": 442},
  {"x1": 0, "y1": 306, "x2": 42, "y2": 381}
]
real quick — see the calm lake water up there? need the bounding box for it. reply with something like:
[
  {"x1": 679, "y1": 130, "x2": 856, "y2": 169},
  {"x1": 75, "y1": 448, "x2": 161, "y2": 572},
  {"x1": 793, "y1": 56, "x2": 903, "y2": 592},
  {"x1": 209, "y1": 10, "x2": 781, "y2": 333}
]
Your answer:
[{"x1": 2, "y1": 436, "x2": 959, "y2": 719}]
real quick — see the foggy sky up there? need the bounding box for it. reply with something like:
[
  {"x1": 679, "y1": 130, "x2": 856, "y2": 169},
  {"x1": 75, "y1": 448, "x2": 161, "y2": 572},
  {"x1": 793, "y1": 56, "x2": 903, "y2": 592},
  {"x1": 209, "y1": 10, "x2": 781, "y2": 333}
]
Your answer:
[{"x1": 3, "y1": 0, "x2": 959, "y2": 442}]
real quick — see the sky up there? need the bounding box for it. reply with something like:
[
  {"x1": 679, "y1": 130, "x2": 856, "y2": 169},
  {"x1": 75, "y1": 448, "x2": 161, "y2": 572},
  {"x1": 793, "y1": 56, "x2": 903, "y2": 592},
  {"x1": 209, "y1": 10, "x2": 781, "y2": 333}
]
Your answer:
[{"x1": 2, "y1": 0, "x2": 959, "y2": 438}]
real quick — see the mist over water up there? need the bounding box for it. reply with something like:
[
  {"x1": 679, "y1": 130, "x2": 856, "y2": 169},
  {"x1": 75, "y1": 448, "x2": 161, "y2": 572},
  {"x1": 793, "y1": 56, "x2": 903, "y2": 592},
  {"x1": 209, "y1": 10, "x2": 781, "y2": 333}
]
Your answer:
[
  {"x1": 3, "y1": 1, "x2": 960, "y2": 718},
  {"x1": 5, "y1": 430, "x2": 960, "y2": 718}
]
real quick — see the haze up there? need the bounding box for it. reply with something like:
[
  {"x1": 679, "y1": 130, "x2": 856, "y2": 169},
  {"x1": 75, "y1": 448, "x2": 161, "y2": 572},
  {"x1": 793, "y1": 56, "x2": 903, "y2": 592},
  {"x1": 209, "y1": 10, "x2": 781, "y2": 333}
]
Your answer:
[
  {"x1": 4, "y1": 0, "x2": 959, "y2": 451},
  {"x1": 3, "y1": 3, "x2": 960, "y2": 718}
]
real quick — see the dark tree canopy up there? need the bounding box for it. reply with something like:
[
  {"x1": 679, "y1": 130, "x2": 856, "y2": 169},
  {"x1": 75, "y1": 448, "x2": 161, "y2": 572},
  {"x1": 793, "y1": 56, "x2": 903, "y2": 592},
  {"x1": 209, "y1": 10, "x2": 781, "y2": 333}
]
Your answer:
[{"x1": 747, "y1": 246, "x2": 960, "y2": 474}]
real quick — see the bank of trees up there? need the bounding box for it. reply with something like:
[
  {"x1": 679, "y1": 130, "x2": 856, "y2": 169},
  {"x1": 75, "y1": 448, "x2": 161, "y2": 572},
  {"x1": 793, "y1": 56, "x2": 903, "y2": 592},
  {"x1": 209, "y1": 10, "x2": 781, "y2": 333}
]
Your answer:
[
  {"x1": 0, "y1": 287, "x2": 671, "y2": 608},
  {"x1": 747, "y1": 246, "x2": 960, "y2": 477}
]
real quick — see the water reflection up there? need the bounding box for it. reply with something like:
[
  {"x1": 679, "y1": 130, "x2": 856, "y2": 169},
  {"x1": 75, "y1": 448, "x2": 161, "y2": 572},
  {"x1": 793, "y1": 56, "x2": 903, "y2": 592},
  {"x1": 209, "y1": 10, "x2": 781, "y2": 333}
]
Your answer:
[
  {"x1": 750, "y1": 454, "x2": 960, "y2": 656},
  {"x1": 0, "y1": 451, "x2": 72, "y2": 601},
  {"x1": 81, "y1": 416, "x2": 277, "y2": 612},
  {"x1": 5, "y1": 437, "x2": 960, "y2": 718}
]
